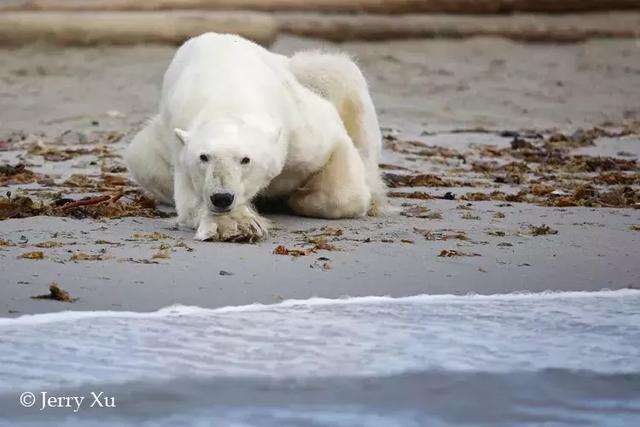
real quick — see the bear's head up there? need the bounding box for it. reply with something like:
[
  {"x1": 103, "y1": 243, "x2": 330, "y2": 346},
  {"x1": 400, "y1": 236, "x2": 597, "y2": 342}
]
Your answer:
[{"x1": 175, "y1": 117, "x2": 285, "y2": 214}]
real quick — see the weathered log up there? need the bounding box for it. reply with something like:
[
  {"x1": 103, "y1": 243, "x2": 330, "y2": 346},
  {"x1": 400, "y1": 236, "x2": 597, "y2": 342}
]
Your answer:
[
  {"x1": 0, "y1": 11, "x2": 277, "y2": 46},
  {"x1": 1, "y1": 0, "x2": 639, "y2": 14},
  {"x1": 1, "y1": 9, "x2": 637, "y2": 47},
  {"x1": 277, "y1": 12, "x2": 640, "y2": 42}
]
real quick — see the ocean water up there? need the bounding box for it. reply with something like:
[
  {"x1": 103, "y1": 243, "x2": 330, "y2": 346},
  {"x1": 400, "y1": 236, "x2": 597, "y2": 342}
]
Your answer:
[{"x1": 0, "y1": 290, "x2": 639, "y2": 426}]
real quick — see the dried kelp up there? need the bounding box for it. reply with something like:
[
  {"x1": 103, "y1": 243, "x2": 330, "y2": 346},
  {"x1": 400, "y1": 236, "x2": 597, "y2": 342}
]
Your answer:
[{"x1": 0, "y1": 192, "x2": 168, "y2": 221}]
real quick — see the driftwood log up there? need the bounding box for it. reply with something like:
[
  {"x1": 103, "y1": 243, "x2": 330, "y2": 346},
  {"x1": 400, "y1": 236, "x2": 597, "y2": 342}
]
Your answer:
[
  {"x1": 0, "y1": 11, "x2": 277, "y2": 46},
  {"x1": 277, "y1": 12, "x2": 640, "y2": 42},
  {"x1": 0, "y1": 10, "x2": 637, "y2": 46},
  {"x1": 1, "y1": 0, "x2": 639, "y2": 14}
]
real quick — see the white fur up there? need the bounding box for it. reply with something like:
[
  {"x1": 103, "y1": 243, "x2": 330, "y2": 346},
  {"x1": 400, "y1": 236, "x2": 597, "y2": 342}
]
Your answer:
[{"x1": 125, "y1": 33, "x2": 385, "y2": 242}]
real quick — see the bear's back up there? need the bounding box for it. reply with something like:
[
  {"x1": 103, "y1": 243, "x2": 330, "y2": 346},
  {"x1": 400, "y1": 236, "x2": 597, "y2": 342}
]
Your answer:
[{"x1": 160, "y1": 33, "x2": 293, "y2": 130}]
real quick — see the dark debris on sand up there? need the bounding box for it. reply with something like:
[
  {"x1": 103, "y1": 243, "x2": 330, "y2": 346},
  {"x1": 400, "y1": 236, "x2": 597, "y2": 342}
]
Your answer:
[
  {"x1": 384, "y1": 122, "x2": 640, "y2": 209},
  {"x1": 1, "y1": 129, "x2": 171, "y2": 221},
  {"x1": 31, "y1": 283, "x2": 77, "y2": 303}
]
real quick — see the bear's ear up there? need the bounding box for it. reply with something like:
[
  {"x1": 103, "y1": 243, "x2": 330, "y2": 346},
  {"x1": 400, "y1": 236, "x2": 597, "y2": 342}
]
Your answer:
[{"x1": 174, "y1": 128, "x2": 189, "y2": 145}]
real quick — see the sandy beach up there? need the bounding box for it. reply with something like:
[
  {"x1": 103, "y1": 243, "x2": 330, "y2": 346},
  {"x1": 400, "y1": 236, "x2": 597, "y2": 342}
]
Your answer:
[{"x1": 1, "y1": 35, "x2": 639, "y2": 316}]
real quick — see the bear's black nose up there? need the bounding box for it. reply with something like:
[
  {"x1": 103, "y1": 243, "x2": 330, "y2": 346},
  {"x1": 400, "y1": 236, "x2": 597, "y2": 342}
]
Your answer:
[{"x1": 211, "y1": 192, "x2": 234, "y2": 209}]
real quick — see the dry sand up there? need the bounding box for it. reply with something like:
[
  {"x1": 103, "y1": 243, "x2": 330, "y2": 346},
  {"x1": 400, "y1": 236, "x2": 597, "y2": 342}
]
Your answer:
[{"x1": 0, "y1": 35, "x2": 639, "y2": 316}]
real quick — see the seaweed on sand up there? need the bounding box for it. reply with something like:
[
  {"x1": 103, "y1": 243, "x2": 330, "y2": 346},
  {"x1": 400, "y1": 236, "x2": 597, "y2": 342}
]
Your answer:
[{"x1": 31, "y1": 283, "x2": 77, "y2": 303}]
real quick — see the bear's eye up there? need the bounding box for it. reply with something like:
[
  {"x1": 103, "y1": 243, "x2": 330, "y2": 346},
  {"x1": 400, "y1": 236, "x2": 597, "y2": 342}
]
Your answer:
[
  {"x1": 199, "y1": 154, "x2": 209, "y2": 162},
  {"x1": 240, "y1": 157, "x2": 250, "y2": 165}
]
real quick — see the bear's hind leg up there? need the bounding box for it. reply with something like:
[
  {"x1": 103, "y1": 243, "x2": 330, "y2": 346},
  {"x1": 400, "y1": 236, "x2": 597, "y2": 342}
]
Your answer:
[
  {"x1": 124, "y1": 116, "x2": 174, "y2": 205},
  {"x1": 288, "y1": 138, "x2": 371, "y2": 219},
  {"x1": 289, "y1": 51, "x2": 386, "y2": 215}
]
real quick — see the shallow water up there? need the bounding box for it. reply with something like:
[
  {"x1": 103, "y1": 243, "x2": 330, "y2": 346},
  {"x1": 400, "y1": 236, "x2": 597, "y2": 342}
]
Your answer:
[{"x1": 1, "y1": 290, "x2": 639, "y2": 426}]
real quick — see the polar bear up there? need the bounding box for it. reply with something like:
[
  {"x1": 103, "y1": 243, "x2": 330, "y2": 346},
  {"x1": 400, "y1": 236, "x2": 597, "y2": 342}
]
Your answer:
[{"x1": 125, "y1": 33, "x2": 385, "y2": 241}]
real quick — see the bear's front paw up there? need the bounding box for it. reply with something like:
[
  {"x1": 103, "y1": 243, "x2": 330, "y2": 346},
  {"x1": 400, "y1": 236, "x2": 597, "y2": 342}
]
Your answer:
[
  {"x1": 194, "y1": 206, "x2": 270, "y2": 242},
  {"x1": 176, "y1": 214, "x2": 198, "y2": 230},
  {"x1": 194, "y1": 215, "x2": 219, "y2": 241}
]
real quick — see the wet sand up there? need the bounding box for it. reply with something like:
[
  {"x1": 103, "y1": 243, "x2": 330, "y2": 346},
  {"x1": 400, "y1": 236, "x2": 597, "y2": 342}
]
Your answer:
[{"x1": 0, "y1": 35, "x2": 639, "y2": 316}]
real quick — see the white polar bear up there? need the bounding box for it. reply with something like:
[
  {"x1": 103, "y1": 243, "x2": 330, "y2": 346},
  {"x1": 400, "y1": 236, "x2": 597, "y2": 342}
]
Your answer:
[{"x1": 125, "y1": 33, "x2": 386, "y2": 242}]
